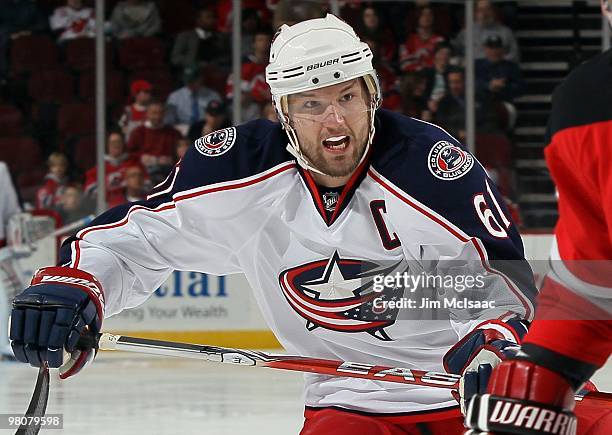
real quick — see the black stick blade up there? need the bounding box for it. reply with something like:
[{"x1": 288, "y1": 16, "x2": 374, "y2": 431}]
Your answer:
[{"x1": 15, "y1": 365, "x2": 50, "y2": 435}]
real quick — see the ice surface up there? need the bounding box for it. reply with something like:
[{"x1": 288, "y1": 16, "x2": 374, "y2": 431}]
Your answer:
[{"x1": 1, "y1": 352, "x2": 610, "y2": 434}]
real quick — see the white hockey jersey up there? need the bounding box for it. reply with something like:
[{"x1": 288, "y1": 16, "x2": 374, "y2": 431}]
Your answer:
[
  {"x1": 49, "y1": 6, "x2": 95, "y2": 42},
  {"x1": 59, "y1": 109, "x2": 536, "y2": 416}
]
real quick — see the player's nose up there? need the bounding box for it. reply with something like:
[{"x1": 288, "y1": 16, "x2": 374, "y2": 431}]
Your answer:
[{"x1": 320, "y1": 104, "x2": 346, "y2": 125}]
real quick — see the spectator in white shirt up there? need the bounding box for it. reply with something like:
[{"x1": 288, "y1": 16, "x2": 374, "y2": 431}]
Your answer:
[{"x1": 49, "y1": 0, "x2": 95, "y2": 43}]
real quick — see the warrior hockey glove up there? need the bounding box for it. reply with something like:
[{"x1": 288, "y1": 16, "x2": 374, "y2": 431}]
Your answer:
[
  {"x1": 464, "y1": 359, "x2": 577, "y2": 435},
  {"x1": 443, "y1": 318, "x2": 528, "y2": 414},
  {"x1": 464, "y1": 342, "x2": 601, "y2": 435},
  {"x1": 10, "y1": 266, "x2": 104, "y2": 379}
]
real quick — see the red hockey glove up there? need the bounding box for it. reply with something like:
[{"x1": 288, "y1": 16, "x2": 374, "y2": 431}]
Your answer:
[
  {"x1": 464, "y1": 359, "x2": 577, "y2": 435},
  {"x1": 464, "y1": 342, "x2": 602, "y2": 435}
]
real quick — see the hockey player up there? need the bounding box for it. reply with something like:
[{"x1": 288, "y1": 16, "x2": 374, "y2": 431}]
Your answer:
[
  {"x1": 464, "y1": 2, "x2": 612, "y2": 434},
  {"x1": 10, "y1": 15, "x2": 537, "y2": 434}
]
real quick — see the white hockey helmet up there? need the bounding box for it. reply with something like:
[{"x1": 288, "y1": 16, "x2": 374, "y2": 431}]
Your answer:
[{"x1": 265, "y1": 14, "x2": 381, "y2": 174}]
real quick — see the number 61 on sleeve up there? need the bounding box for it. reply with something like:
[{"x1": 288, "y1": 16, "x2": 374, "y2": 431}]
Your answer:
[{"x1": 473, "y1": 180, "x2": 512, "y2": 238}]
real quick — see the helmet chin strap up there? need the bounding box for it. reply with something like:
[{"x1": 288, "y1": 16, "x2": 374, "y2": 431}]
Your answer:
[
  {"x1": 283, "y1": 99, "x2": 378, "y2": 178},
  {"x1": 283, "y1": 123, "x2": 327, "y2": 176}
]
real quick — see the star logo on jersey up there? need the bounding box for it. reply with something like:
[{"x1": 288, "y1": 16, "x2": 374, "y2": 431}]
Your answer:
[
  {"x1": 428, "y1": 141, "x2": 474, "y2": 180},
  {"x1": 278, "y1": 252, "x2": 405, "y2": 341},
  {"x1": 195, "y1": 127, "x2": 236, "y2": 157}
]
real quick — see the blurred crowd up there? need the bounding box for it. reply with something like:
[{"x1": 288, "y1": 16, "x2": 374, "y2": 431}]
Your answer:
[{"x1": 0, "y1": 0, "x2": 523, "y2": 230}]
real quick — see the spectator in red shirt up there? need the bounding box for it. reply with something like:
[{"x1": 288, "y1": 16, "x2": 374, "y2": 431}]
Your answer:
[
  {"x1": 36, "y1": 152, "x2": 69, "y2": 209},
  {"x1": 84, "y1": 131, "x2": 139, "y2": 207},
  {"x1": 399, "y1": 6, "x2": 444, "y2": 72},
  {"x1": 357, "y1": 6, "x2": 396, "y2": 65},
  {"x1": 128, "y1": 100, "x2": 180, "y2": 185},
  {"x1": 118, "y1": 79, "x2": 152, "y2": 140}
]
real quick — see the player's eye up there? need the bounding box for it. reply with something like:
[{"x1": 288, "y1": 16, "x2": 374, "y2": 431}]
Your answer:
[
  {"x1": 340, "y1": 93, "x2": 355, "y2": 103},
  {"x1": 303, "y1": 100, "x2": 321, "y2": 109}
]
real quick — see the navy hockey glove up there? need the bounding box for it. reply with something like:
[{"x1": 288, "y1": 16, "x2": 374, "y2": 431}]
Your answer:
[
  {"x1": 443, "y1": 318, "x2": 528, "y2": 414},
  {"x1": 10, "y1": 266, "x2": 104, "y2": 379}
]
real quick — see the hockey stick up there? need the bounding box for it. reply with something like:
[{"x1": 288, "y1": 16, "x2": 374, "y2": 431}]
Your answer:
[
  {"x1": 43, "y1": 215, "x2": 95, "y2": 240},
  {"x1": 95, "y1": 333, "x2": 612, "y2": 406},
  {"x1": 96, "y1": 332, "x2": 461, "y2": 389},
  {"x1": 14, "y1": 364, "x2": 50, "y2": 435}
]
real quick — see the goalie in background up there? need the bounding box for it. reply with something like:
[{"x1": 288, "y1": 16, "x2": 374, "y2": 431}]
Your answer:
[{"x1": 0, "y1": 160, "x2": 21, "y2": 358}]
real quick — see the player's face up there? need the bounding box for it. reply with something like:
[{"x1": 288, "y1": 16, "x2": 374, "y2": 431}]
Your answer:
[{"x1": 288, "y1": 79, "x2": 370, "y2": 178}]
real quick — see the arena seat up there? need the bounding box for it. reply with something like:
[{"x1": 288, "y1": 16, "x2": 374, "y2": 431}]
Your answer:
[
  {"x1": 65, "y1": 38, "x2": 113, "y2": 71},
  {"x1": 158, "y1": 0, "x2": 196, "y2": 35},
  {"x1": 118, "y1": 37, "x2": 166, "y2": 70},
  {"x1": 16, "y1": 167, "x2": 46, "y2": 204},
  {"x1": 10, "y1": 35, "x2": 59, "y2": 75},
  {"x1": 79, "y1": 69, "x2": 125, "y2": 104},
  {"x1": 57, "y1": 102, "x2": 95, "y2": 138},
  {"x1": 28, "y1": 69, "x2": 75, "y2": 103},
  {"x1": 72, "y1": 135, "x2": 97, "y2": 171},
  {"x1": 0, "y1": 105, "x2": 24, "y2": 136},
  {"x1": 0, "y1": 136, "x2": 43, "y2": 173}
]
